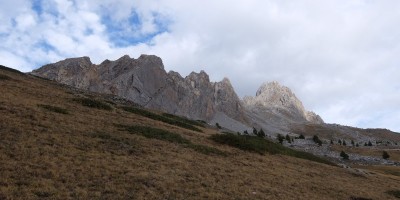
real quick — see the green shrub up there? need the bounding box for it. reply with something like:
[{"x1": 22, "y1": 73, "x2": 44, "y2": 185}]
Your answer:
[
  {"x1": 216, "y1": 123, "x2": 222, "y2": 129},
  {"x1": 121, "y1": 106, "x2": 202, "y2": 132},
  {"x1": 286, "y1": 135, "x2": 291, "y2": 143},
  {"x1": 37, "y1": 104, "x2": 69, "y2": 114},
  {"x1": 210, "y1": 133, "x2": 335, "y2": 165},
  {"x1": 73, "y1": 98, "x2": 112, "y2": 110},
  {"x1": 386, "y1": 190, "x2": 400, "y2": 198},
  {"x1": 277, "y1": 134, "x2": 285, "y2": 144},
  {"x1": 313, "y1": 135, "x2": 322, "y2": 146},
  {"x1": 119, "y1": 124, "x2": 224, "y2": 156},
  {"x1": 340, "y1": 151, "x2": 349, "y2": 160},
  {"x1": 257, "y1": 129, "x2": 266, "y2": 138},
  {"x1": 382, "y1": 151, "x2": 390, "y2": 159},
  {"x1": 162, "y1": 113, "x2": 205, "y2": 127}
]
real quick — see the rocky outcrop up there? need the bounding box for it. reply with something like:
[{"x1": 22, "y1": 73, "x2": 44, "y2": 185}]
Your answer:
[
  {"x1": 241, "y1": 81, "x2": 323, "y2": 135},
  {"x1": 31, "y1": 55, "x2": 246, "y2": 122},
  {"x1": 243, "y1": 81, "x2": 323, "y2": 124}
]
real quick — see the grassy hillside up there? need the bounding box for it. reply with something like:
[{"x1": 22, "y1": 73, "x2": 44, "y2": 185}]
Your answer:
[{"x1": 0, "y1": 66, "x2": 399, "y2": 199}]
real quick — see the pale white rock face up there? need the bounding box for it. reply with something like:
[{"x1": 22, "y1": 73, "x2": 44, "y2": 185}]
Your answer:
[{"x1": 243, "y1": 81, "x2": 323, "y2": 124}]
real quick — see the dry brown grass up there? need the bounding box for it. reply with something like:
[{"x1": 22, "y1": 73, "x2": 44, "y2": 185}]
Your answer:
[{"x1": 0, "y1": 68, "x2": 399, "y2": 199}]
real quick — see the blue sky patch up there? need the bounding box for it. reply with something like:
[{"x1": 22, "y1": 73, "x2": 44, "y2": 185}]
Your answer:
[{"x1": 100, "y1": 10, "x2": 170, "y2": 47}]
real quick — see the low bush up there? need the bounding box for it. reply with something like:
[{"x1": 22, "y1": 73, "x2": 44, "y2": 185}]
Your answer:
[
  {"x1": 210, "y1": 133, "x2": 335, "y2": 165},
  {"x1": 37, "y1": 104, "x2": 69, "y2": 114},
  {"x1": 382, "y1": 151, "x2": 390, "y2": 159},
  {"x1": 386, "y1": 190, "x2": 400, "y2": 198},
  {"x1": 73, "y1": 98, "x2": 112, "y2": 110},
  {"x1": 121, "y1": 106, "x2": 202, "y2": 132},
  {"x1": 340, "y1": 151, "x2": 349, "y2": 160},
  {"x1": 216, "y1": 123, "x2": 222, "y2": 129},
  {"x1": 119, "y1": 124, "x2": 224, "y2": 156},
  {"x1": 313, "y1": 135, "x2": 322, "y2": 146},
  {"x1": 162, "y1": 113, "x2": 205, "y2": 127}
]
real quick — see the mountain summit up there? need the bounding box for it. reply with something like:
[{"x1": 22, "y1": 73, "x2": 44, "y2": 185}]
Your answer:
[{"x1": 243, "y1": 81, "x2": 323, "y2": 124}]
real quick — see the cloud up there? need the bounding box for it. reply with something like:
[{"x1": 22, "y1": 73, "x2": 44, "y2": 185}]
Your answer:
[{"x1": 1, "y1": 0, "x2": 400, "y2": 132}]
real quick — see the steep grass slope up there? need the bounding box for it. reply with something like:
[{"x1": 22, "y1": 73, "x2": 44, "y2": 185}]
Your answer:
[{"x1": 0, "y1": 66, "x2": 399, "y2": 199}]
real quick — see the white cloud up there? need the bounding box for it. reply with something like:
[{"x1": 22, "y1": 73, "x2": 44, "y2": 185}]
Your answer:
[{"x1": 1, "y1": 0, "x2": 400, "y2": 132}]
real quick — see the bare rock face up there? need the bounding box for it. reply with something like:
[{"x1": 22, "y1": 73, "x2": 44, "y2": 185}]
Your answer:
[
  {"x1": 243, "y1": 81, "x2": 323, "y2": 124},
  {"x1": 242, "y1": 81, "x2": 324, "y2": 135},
  {"x1": 31, "y1": 55, "x2": 246, "y2": 122},
  {"x1": 32, "y1": 57, "x2": 96, "y2": 89}
]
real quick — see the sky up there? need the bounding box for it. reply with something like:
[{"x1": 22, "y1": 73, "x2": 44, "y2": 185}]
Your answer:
[{"x1": 1, "y1": 0, "x2": 400, "y2": 132}]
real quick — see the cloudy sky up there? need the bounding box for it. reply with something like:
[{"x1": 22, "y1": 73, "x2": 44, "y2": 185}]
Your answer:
[{"x1": 1, "y1": 0, "x2": 400, "y2": 132}]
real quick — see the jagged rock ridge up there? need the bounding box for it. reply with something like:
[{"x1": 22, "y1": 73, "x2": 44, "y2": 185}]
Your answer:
[{"x1": 31, "y1": 55, "x2": 246, "y2": 122}]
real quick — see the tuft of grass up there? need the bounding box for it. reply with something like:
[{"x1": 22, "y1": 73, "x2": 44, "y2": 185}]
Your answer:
[
  {"x1": 162, "y1": 113, "x2": 205, "y2": 127},
  {"x1": 73, "y1": 98, "x2": 112, "y2": 110},
  {"x1": 210, "y1": 133, "x2": 335, "y2": 165},
  {"x1": 121, "y1": 106, "x2": 203, "y2": 132},
  {"x1": 387, "y1": 190, "x2": 400, "y2": 198},
  {"x1": 38, "y1": 104, "x2": 69, "y2": 114}
]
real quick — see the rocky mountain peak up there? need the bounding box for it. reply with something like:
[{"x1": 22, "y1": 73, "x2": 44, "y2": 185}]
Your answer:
[
  {"x1": 244, "y1": 81, "x2": 323, "y2": 124},
  {"x1": 137, "y1": 54, "x2": 164, "y2": 70},
  {"x1": 250, "y1": 81, "x2": 299, "y2": 108}
]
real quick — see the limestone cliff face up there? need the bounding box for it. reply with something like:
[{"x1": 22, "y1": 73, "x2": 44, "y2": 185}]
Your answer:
[
  {"x1": 243, "y1": 81, "x2": 323, "y2": 124},
  {"x1": 31, "y1": 55, "x2": 246, "y2": 122}
]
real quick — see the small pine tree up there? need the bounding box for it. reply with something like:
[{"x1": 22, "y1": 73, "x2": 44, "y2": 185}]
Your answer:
[
  {"x1": 351, "y1": 140, "x2": 355, "y2": 146},
  {"x1": 342, "y1": 140, "x2": 347, "y2": 146},
  {"x1": 277, "y1": 134, "x2": 285, "y2": 144},
  {"x1": 364, "y1": 142, "x2": 367, "y2": 146},
  {"x1": 338, "y1": 139, "x2": 342, "y2": 145},
  {"x1": 368, "y1": 141, "x2": 373, "y2": 146},
  {"x1": 257, "y1": 128, "x2": 266, "y2": 138},
  {"x1": 252, "y1": 127, "x2": 258, "y2": 136},
  {"x1": 299, "y1": 134, "x2": 305, "y2": 139},
  {"x1": 356, "y1": 143, "x2": 359, "y2": 147},
  {"x1": 216, "y1": 123, "x2": 222, "y2": 129},
  {"x1": 244, "y1": 130, "x2": 249, "y2": 135},
  {"x1": 382, "y1": 151, "x2": 390, "y2": 159},
  {"x1": 313, "y1": 135, "x2": 322, "y2": 146},
  {"x1": 340, "y1": 151, "x2": 349, "y2": 160},
  {"x1": 330, "y1": 140, "x2": 334, "y2": 145},
  {"x1": 286, "y1": 135, "x2": 291, "y2": 143}
]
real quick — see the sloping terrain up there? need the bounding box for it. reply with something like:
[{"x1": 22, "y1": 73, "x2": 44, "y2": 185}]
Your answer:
[{"x1": 1, "y1": 66, "x2": 400, "y2": 199}]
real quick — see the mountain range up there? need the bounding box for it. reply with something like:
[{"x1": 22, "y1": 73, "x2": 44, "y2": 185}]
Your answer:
[
  {"x1": 31, "y1": 54, "x2": 400, "y2": 148},
  {"x1": 31, "y1": 54, "x2": 324, "y2": 134}
]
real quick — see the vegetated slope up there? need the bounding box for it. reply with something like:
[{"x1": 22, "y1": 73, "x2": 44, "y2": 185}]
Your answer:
[{"x1": 0, "y1": 66, "x2": 399, "y2": 200}]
